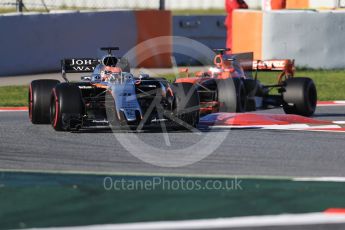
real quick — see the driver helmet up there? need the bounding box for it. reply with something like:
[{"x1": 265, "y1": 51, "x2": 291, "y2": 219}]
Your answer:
[{"x1": 208, "y1": 67, "x2": 222, "y2": 78}]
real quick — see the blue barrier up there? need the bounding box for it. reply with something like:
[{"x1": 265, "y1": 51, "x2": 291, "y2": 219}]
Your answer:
[
  {"x1": 173, "y1": 15, "x2": 226, "y2": 65},
  {"x1": 0, "y1": 11, "x2": 137, "y2": 76}
]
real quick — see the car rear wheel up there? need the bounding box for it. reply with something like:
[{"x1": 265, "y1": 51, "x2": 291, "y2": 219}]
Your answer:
[
  {"x1": 29, "y1": 79, "x2": 60, "y2": 124},
  {"x1": 217, "y1": 78, "x2": 246, "y2": 113},
  {"x1": 50, "y1": 83, "x2": 84, "y2": 131},
  {"x1": 282, "y1": 77, "x2": 317, "y2": 117}
]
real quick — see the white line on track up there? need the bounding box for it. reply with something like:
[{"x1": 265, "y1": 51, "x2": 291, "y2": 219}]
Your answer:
[
  {"x1": 306, "y1": 129, "x2": 345, "y2": 133},
  {"x1": 0, "y1": 168, "x2": 295, "y2": 180},
  {"x1": 23, "y1": 213, "x2": 345, "y2": 230},
  {"x1": 317, "y1": 104, "x2": 345, "y2": 107},
  {"x1": 293, "y1": 177, "x2": 345, "y2": 182},
  {"x1": 333, "y1": 121, "x2": 345, "y2": 125},
  {"x1": 307, "y1": 125, "x2": 342, "y2": 129},
  {"x1": 3, "y1": 168, "x2": 345, "y2": 183},
  {"x1": 317, "y1": 101, "x2": 345, "y2": 107}
]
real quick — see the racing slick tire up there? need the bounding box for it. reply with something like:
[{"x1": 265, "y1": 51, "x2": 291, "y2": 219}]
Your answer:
[
  {"x1": 29, "y1": 79, "x2": 60, "y2": 124},
  {"x1": 171, "y1": 82, "x2": 200, "y2": 129},
  {"x1": 282, "y1": 77, "x2": 317, "y2": 117},
  {"x1": 50, "y1": 83, "x2": 84, "y2": 131},
  {"x1": 217, "y1": 78, "x2": 246, "y2": 113}
]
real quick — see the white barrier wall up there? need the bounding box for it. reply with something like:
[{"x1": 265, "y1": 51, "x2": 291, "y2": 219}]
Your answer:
[
  {"x1": 165, "y1": 0, "x2": 261, "y2": 9},
  {"x1": 167, "y1": 0, "x2": 341, "y2": 10},
  {"x1": 0, "y1": 0, "x2": 343, "y2": 10},
  {"x1": 262, "y1": 10, "x2": 345, "y2": 69},
  {"x1": 0, "y1": 11, "x2": 137, "y2": 76},
  {"x1": 309, "y1": 0, "x2": 338, "y2": 9}
]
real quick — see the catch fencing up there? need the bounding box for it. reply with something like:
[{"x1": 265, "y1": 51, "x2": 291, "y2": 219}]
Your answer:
[
  {"x1": 1, "y1": 0, "x2": 344, "y2": 13},
  {"x1": 0, "y1": 0, "x2": 263, "y2": 12}
]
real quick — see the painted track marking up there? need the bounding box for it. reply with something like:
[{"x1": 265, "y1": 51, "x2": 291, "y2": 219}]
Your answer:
[
  {"x1": 23, "y1": 212, "x2": 345, "y2": 230},
  {"x1": 0, "y1": 107, "x2": 28, "y2": 112}
]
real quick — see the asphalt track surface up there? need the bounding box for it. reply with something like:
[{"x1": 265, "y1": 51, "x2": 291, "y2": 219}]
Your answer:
[{"x1": 0, "y1": 105, "x2": 344, "y2": 178}]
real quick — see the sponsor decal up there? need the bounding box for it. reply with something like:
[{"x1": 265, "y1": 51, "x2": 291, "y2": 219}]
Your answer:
[{"x1": 64, "y1": 58, "x2": 99, "y2": 73}]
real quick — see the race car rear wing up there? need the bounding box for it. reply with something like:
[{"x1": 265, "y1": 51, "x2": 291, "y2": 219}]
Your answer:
[
  {"x1": 61, "y1": 58, "x2": 100, "y2": 82},
  {"x1": 252, "y1": 59, "x2": 295, "y2": 72},
  {"x1": 240, "y1": 59, "x2": 295, "y2": 82},
  {"x1": 239, "y1": 59, "x2": 294, "y2": 71},
  {"x1": 61, "y1": 57, "x2": 131, "y2": 82}
]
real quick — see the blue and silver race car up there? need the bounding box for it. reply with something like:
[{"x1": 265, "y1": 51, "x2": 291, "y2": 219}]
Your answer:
[{"x1": 29, "y1": 47, "x2": 200, "y2": 131}]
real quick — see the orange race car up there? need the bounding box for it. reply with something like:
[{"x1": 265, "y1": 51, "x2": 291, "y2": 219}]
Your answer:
[{"x1": 175, "y1": 48, "x2": 317, "y2": 117}]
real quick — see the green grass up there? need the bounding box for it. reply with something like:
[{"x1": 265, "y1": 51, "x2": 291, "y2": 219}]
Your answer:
[
  {"x1": 0, "y1": 8, "x2": 16, "y2": 14},
  {"x1": 0, "y1": 70, "x2": 344, "y2": 107},
  {"x1": 0, "y1": 7, "x2": 100, "y2": 14},
  {"x1": 0, "y1": 85, "x2": 28, "y2": 107}
]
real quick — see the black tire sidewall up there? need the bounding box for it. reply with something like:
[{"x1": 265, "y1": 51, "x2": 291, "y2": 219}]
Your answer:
[
  {"x1": 217, "y1": 78, "x2": 246, "y2": 113},
  {"x1": 51, "y1": 83, "x2": 84, "y2": 131},
  {"x1": 29, "y1": 79, "x2": 60, "y2": 124},
  {"x1": 283, "y1": 77, "x2": 317, "y2": 116}
]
